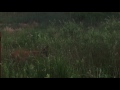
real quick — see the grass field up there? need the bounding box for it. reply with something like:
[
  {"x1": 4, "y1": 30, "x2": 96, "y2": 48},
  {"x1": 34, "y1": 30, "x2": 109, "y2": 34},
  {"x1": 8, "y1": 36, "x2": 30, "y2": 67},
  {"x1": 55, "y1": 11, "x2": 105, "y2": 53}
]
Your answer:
[{"x1": 1, "y1": 12, "x2": 120, "y2": 78}]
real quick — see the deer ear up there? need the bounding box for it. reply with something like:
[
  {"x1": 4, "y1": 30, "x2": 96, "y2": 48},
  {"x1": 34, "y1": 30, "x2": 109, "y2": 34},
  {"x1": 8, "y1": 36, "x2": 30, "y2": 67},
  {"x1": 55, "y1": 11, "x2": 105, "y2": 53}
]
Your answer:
[
  {"x1": 42, "y1": 45, "x2": 49, "y2": 50},
  {"x1": 41, "y1": 45, "x2": 49, "y2": 57},
  {"x1": 45, "y1": 45, "x2": 49, "y2": 49}
]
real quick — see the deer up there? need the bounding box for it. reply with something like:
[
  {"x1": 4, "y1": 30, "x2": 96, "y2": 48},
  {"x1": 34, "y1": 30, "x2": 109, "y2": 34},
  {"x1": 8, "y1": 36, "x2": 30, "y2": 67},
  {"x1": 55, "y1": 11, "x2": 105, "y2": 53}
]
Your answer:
[{"x1": 10, "y1": 45, "x2": 49, "y2": 63}]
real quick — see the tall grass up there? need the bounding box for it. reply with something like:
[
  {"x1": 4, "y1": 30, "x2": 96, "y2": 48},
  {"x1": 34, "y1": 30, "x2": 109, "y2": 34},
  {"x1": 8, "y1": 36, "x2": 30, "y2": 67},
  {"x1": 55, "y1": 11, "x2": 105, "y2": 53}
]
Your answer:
[{"x1": 1, "y1": 13, "x2": 120, "y2": 78}]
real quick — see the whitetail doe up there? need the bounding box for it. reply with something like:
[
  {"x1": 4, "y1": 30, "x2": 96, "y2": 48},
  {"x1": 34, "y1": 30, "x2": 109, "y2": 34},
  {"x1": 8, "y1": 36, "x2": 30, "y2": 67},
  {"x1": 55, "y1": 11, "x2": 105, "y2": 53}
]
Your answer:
[{"x1": 11, "y1": 45, "x2": 49, "y2": 62}]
